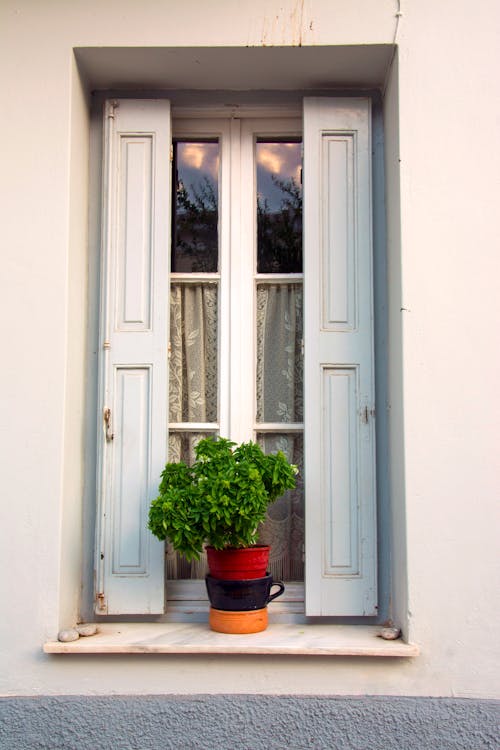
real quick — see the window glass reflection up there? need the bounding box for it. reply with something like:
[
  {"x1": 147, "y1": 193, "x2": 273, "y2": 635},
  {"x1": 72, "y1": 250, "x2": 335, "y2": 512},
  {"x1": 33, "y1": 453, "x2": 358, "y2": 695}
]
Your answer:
[
  {"x1": 257, "y1": 140, "x2": 302, "y2": 273},
  {"x1": 172, "y1": 140, "x2": 219, "y2": 273}
]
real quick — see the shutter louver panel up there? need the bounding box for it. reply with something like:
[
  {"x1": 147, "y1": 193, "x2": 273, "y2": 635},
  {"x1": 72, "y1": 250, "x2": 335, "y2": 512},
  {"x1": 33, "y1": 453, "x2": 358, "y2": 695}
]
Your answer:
[
  {"x1": 95, "y1": 100, "x2": 170, "y2": 614},
  {"x1": 304, "y1": 98, "x2": 377, "y2": 616}
]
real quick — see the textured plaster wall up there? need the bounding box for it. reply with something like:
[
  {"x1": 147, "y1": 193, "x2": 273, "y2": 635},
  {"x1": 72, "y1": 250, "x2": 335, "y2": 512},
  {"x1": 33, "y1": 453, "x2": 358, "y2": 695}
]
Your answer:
[
  {"x1": 393, "y1": 0, "x2": 500, "y2": 686},
  {"x1": 1, "y1": 696, "x2": 499, "y2": 750}
]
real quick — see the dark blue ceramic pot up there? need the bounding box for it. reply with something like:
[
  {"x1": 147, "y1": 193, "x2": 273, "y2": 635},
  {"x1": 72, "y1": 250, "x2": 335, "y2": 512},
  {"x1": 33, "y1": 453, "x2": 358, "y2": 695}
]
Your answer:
[{"x1": 205, "y1": 573, "x2": 285, "y2": 611}]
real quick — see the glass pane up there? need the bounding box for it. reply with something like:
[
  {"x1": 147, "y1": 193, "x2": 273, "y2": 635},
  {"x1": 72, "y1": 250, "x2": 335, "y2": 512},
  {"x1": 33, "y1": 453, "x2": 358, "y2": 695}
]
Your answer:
[
  {"x1": 256, "y1": 140, "x2": 302, "y2": 273},
  {"x1": 169, "y1": 282, "x2": 218, "y2": 423},
  {"x1": 257, "y1": 433, "x2": 304, "y2": 581},
  {"x1": 171, "y1": 140, "x2": 219, "y2": 272},
  {"x1": 256, "y1": 283, "x2": 303, "y2": 423}
]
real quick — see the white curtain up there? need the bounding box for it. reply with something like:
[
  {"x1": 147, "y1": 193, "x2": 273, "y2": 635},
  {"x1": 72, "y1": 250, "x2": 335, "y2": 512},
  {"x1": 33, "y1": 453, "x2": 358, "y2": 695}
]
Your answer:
[
  {"x1": 167, "y1": 282, "x2": 217, "y2": 579},
  {"x1": 256, "y1": 283, "x2": 304, "y2": 581},
  {"x1": 166, "y1": 281, "x2": 304, "y2": 581}
]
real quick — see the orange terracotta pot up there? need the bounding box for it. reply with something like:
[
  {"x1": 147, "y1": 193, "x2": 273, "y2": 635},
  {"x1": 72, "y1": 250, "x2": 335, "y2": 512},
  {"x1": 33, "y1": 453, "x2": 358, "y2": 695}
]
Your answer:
[{"x1": 209, "y1": 607, "x2": 268, "y2": 634}]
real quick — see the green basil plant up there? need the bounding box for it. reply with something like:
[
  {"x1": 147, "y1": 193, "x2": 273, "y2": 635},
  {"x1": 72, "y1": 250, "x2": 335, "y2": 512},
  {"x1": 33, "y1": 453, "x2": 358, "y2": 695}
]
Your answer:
[{"x1": 148, "y1": 436, "x2": 298, "y2": 561}]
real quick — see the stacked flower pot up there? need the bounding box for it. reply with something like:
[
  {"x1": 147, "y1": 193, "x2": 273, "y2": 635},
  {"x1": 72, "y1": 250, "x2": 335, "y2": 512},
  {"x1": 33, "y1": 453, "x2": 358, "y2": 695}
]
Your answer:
[
  {"x1": 205, "y1": 545, "x2": 285, "y2": 633},
  {"x1": 148, "y1": 437, "x2": 297, "y2": 634}
]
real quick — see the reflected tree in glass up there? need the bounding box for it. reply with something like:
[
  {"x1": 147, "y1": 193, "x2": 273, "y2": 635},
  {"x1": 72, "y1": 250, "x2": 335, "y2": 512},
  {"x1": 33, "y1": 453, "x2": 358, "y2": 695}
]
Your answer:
[
  {"x1": 256, "y1": 140, "x2": 302, "y2": 274},
  {"x1": 172, "y1": 141, "x2": 219, "y2": 273}
]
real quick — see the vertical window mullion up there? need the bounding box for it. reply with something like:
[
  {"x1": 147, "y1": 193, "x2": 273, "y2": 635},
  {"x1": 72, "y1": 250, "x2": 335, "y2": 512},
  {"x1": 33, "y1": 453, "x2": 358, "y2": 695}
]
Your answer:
[
  {"x1": 230, "y1": 119, "x2": 254, "y2": 443},
  {"x1": 218, "y1": 123, "x2": 231, "y2": 440}
]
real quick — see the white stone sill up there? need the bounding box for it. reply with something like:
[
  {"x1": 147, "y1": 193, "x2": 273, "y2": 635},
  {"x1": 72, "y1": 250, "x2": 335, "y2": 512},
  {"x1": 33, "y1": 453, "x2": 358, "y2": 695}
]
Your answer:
[{"x1": 44, "y1": 623, "x2": 419, "y2": 657}]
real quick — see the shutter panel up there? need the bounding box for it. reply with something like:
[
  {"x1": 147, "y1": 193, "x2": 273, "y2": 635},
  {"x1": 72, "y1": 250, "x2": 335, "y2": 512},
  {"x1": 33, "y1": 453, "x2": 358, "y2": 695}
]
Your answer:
[
  {"x1": 95, "y1": 99, "x2": 170, "y2": 614},
  {"x1": 304, "y1": 98, "x2": 377, "y2": 616}
]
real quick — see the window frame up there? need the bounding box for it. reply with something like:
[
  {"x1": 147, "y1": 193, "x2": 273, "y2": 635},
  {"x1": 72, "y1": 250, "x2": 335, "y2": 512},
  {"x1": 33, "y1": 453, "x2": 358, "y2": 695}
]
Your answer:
[{"x1": 87, "y1": 94, "x2": 388, "y2": 625}]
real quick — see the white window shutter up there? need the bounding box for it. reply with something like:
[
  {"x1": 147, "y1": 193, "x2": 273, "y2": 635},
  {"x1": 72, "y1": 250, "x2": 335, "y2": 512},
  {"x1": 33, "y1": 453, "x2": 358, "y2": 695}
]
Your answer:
[
  {"x1": 304, "y1": 98, "x2": 377, "y2": 616},
  {"x1": 95, "y1": 99, "x2": 170, "y2": 614}
]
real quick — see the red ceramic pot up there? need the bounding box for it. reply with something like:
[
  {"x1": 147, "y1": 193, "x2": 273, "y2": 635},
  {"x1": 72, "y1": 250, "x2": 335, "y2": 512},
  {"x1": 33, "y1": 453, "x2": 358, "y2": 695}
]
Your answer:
[{"x1": 206, "y1": 545, "x2": 270, "y2": 580}]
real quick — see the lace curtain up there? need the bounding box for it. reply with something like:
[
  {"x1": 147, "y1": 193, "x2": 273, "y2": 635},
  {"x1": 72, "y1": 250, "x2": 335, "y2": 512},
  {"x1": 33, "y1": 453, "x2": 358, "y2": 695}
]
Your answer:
[
  {"x1": 167, "y1": 282, "x2": 217, "y2": 579},
  {"x1": 166, "y1": 281, "x2": 304, "y2": 581},
  {"x1": 255, "y1": 283, "x2": 304, "y2": 580}
]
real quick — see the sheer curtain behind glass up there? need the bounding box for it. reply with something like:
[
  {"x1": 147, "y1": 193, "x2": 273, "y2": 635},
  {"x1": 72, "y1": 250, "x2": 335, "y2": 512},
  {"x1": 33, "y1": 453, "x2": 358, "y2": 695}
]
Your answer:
[
  {"x1": 167, "y1": 281, "x2": 304, "y2": 581},
  {"x1": 167, "y1": 282, "x2": 218, "y2": 579},
  {"x1": 256, "y1": 283, "x2": 304, "y2": 581}
]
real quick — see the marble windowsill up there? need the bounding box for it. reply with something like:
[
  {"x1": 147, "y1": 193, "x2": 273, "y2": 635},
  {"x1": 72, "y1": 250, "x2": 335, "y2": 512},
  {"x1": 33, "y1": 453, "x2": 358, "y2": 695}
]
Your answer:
[{"x1": 44, "y1": 623, "x2": 419, "y2": 657}]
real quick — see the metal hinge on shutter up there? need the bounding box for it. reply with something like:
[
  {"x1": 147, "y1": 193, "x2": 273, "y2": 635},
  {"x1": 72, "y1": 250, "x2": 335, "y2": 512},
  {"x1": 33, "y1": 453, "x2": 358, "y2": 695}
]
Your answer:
[
  {"x1": 103, "y1": 407, "x2": 114, "y2": 441},
  {"x1": 361, "y1": 405, "x2": 376, "y2": 424},
  {"x1": 96, "y1": 592, "x2": 107, "y2": 613}
]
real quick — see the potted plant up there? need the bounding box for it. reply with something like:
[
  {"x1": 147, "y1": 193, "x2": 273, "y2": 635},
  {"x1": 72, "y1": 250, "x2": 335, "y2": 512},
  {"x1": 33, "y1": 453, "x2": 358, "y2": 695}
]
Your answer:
[{"x1": 148, "y1": 436, "x2": 297, "y2": 632}]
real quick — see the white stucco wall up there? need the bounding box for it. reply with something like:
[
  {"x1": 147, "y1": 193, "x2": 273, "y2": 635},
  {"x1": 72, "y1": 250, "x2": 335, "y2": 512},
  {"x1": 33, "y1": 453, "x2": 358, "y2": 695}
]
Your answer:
[{"x1": 1, "y1": 0, "x2": 499, "y2": 698}]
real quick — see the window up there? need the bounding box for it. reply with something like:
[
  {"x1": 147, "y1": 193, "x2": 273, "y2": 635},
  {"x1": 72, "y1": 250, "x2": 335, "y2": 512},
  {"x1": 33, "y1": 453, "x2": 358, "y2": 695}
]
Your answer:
[
  {"x1": 167, "y1": 119, "x2": 304, "y2": 587},
  {"x1": 95, "y1": 98, "x2": 377, "y2": 618}
]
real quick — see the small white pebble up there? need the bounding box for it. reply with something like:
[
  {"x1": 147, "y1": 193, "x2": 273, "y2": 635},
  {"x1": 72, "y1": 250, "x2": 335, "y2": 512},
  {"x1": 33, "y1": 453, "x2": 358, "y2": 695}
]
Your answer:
[
  {"x1": 379, "y1": 627, "x2": 401, "y2": 640},
  {"x1": 58, "y1": 628, "x2": 80, "y2": 642},
  {"x1": 76, "y1": 623, "x2": 98, "y2": 637}
]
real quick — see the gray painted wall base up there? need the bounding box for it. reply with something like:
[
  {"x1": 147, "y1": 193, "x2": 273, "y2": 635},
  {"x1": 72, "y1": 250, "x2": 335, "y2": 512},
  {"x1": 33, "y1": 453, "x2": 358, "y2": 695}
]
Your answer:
[{"x1": 1, "y1": 695, "x2": 498, "y2": 749}]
